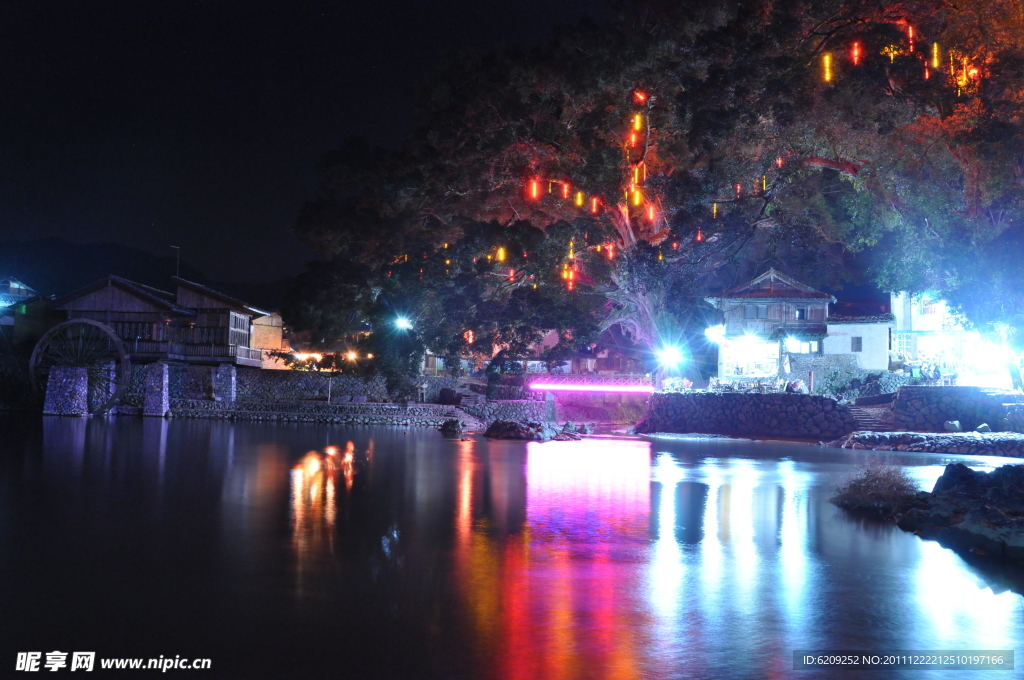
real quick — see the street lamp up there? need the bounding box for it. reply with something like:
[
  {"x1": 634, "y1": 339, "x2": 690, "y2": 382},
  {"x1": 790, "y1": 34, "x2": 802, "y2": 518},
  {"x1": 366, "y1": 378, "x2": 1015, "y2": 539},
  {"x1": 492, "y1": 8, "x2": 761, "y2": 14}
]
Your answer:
[{"x1": 395, "y1": 317, "x2": 413, "y2": 330}]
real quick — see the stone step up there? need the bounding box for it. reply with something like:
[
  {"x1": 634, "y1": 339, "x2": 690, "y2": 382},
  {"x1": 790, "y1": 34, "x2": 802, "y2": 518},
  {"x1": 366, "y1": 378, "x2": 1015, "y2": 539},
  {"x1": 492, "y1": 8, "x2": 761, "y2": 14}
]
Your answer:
[{"x1": 847, "y1": 406, "x2": 895, "y2": 432}]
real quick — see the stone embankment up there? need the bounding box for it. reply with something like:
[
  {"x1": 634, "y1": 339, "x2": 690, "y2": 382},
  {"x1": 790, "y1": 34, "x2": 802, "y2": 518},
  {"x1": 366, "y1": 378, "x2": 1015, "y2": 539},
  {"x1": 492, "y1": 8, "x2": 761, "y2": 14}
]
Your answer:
[
  {"x1": 896, "y1": 463, "x2": 1024, "y2": 562},
  {"x1": 826, "y1": 431, "x2": 1024, "y2": 458},
  {"x1": 135, "y1": 395, "x2": 550, "y2": 429},
  {"x1": 635, "y1": 392, "x2": 856, "y2": 440},
  {"x1": 893, "y1": 385, "x2": 1024, "y2": 432}
]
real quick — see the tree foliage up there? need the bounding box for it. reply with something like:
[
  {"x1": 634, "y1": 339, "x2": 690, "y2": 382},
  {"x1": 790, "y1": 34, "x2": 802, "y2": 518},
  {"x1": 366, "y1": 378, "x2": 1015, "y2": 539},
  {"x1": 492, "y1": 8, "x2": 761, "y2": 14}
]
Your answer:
[{"x1": 289, "y1": 0, "x2": 1024, "y2": 371}]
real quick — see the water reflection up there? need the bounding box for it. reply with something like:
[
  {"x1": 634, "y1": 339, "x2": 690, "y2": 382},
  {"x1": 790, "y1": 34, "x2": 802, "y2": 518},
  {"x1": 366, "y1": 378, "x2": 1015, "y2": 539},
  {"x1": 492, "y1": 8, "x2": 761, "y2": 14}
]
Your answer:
[{"x1": 9, "y1": 418, "x2": 1024, "y2": 678}]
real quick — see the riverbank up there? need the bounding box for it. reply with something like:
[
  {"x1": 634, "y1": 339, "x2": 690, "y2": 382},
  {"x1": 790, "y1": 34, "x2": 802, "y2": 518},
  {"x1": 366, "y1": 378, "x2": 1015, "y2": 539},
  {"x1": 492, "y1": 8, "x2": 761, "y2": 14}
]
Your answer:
[{"x1": 826, "y1": 431, "x2": 1024, "y2": 458}]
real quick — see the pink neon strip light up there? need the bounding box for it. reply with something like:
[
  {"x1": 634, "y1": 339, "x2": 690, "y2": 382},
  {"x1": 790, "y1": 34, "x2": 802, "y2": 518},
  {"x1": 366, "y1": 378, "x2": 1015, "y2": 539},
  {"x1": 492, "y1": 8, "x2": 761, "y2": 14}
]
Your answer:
[{"x1": 528, "y1": 382, "x2": 655, "y2": 393}]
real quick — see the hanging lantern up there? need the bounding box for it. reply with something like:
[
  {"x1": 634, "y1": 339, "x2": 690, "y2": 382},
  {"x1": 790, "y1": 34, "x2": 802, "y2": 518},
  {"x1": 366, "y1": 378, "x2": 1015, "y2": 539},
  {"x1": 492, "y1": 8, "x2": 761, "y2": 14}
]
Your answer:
[
  {"x1": 822, "y1": 53, "x2": 833, "y2": 82},
  {"x1": 496, "y1": 247, "x2": 506, "y2": 262},
  {"x1": 671, "y1": 241, "x2": 678, "y2": 250},
  {"x1": 851, "y1": 42, "x2": 861, "y2": 66},
  {"x1": 658, "y1": 250, "x2": 664, "y2": 261},
  {"x1": 907, "y1": 25, "x2": 915, "y2": 52},
  {"x1": 648, "y1": 205, "x2": 655, "y2": 220},
  {"x1": 562, "y1": 183, "x2": 570, "y2": 199},
  {"x1": 932, "y1": 43, "x2": 940, "y2": 69},
  {"x1": 634, "y1": 114, "x2": 642, "y2": 131},
  {"x1": 607, "y1": 244, "x2": 615, "y2": 260},
  {"x1": 591, "y1": 197, "x2": 599, "y2": 213},
  {"x1": 762, "y1": 175, "x2": 767, "y2": 193},
  {"x1": 776, "y1": 156, "x2": 784, "y2": 168},
  {"x1": 529, "y1": 180, "x2": 540, "y2": 199},
  {"x1": 632, "y1": 189, "x2": 642, "y2": 206},
  {"x1": 509, "y1": 268, "x2": 515, "y2": 281},
  {"x1": 712, "y1": 203, "x2": 718, "y2": 218},
  {"x1": 464, "y1": 330, "x2": 475, "y2": 344},
  {"x1": 575, "y1": 191, "x2": 585, "y2": 207},
  {"x1": 633, "y1": 90, "x2": 647, "y2": 104},
  {"x1": 630, "y1": 132, "x2": 637, "y2": 146},
  {"x1": 568, "y1": 240, "x2": 575, "y2": 259},
  {"x1": 633, "y1": 166, "x2": 640, "y2": 184},
  {"x1": 735, "y1": 183, "x2": 742, "y2": 199},
  {"x1": 696, "y1": 230, "x2": 704, "y2": 242},
  {"x1": 924, "y1": 67, "x2": 930, "y2": 80}
]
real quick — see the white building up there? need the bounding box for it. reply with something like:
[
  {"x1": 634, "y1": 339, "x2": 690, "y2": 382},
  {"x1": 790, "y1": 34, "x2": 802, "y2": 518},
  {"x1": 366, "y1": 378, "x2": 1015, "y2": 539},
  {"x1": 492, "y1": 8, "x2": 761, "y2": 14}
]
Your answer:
[{"x1": 706, "y1": 269, "x2": 893, "y2": 381}]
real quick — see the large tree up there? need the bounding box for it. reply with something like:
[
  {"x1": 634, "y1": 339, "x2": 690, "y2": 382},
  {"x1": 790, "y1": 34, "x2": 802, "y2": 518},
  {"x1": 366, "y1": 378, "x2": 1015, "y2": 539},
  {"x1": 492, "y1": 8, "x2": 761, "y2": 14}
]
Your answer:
[{"x1": 290, "y1": 0, "x2": 1024, "y2": 369}]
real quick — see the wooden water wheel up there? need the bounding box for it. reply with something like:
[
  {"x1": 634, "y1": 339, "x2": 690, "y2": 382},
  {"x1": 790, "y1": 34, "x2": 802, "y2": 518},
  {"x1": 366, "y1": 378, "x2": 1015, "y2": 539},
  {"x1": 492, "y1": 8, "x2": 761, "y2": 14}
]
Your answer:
[{"x1": 29, "y1": 319, "x2": 131, "y2": 415}]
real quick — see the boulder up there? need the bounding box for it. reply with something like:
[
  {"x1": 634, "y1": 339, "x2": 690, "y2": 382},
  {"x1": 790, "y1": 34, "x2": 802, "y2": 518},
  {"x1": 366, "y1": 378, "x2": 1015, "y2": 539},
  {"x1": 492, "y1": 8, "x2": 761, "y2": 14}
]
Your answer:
[
  {"x1": 439, "y1": 419, "x2": 463, "y2": 434},
  {"x1": 561, "y1": 421, "x2": 578, "y2": 434},
  {"x1": 943, "y1": 420, "x2": 962, "y2": 432},
  {"x1": 484, "y1": 420, "x2": 558, "y2": 441},
  {"x1": 976, "y1": 422, "x2": 992, "y2": 433}
]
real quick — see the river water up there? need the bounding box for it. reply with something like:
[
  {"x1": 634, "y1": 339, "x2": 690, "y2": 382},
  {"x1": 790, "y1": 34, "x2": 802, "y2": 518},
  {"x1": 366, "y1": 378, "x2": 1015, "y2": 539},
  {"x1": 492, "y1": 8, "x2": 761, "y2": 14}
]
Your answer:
[{"x1": 1, "y1": 416, "x2": 1023, "y2": 679}]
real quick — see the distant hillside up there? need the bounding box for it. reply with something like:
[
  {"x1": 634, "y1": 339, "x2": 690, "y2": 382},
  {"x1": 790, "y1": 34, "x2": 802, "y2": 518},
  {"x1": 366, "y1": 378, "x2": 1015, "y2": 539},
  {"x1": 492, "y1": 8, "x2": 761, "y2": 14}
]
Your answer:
[{"x1": 0, "y1": 238, "x2": 294, "y2": 311}]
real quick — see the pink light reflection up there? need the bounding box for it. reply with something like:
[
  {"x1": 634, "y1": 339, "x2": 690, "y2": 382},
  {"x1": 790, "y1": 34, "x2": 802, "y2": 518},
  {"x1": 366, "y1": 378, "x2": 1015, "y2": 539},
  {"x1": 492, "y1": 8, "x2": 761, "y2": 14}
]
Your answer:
[
  {"x1": 528, "y1": 382, "x2": 654, "y2": 393},
  {"x1": 526, "y1": 439, "x2": 651, "y2": 543}
]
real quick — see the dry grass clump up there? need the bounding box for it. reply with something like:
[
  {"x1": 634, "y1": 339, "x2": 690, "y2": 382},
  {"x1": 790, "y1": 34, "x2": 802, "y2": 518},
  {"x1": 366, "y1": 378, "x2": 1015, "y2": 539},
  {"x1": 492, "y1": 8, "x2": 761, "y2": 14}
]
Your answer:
[{"x1": 831, "y1": 460, "x2": 919, "y2": 516}]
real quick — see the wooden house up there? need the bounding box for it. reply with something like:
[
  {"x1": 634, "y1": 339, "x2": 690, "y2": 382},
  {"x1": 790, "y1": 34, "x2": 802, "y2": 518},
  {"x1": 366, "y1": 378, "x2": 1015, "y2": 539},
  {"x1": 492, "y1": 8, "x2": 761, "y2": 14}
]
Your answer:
[{"x1": 46, "y1": 276, "x2": 267, "y2": 367}]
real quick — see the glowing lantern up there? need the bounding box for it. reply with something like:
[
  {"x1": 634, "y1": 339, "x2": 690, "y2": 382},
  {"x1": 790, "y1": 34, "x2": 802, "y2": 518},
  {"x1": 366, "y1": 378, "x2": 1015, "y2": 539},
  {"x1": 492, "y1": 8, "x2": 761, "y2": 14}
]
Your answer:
[
  {"x1": 932, "y1": 43, "x2": 940, "y2": 69},
  {"x1": 568, "y1": 241, "x2": 575, "y2": 259},
  {"x1": 968, "y1": 66, "x2": 979, "y2": 79},
  {"x1": 633, "y1": 90, "x2": 647, "y2": 103},
  {"x1": 632, "y1": 189, "x2": 642, "y2": 206},
  {"x1": 509, "y1": 268, "x2": 515, "y2": 281},
  {"x1": 634, "y1": 114, "x2": 642, "y2": 131},
  {"x1": 630, "y1": 132, "x2": 637, "y2": 146},
  {"x1": 529, "y1": 180, "x2": 540, "y2": 199},
  {"x1": 464, "y1": 330, "x2": 474, "y2": 344},
  {"x1": 762, "y1": 175, "x2": 767, "y2": 192},
  {"x1": 443, "y1": 243, "x2": 448, "y2": 248},
  {"x1": 591, "y1": 197, "x2": 599, "y2": 213},
  {"x1": 851, "y1": 42, "x2": 861, "y2": 66},
  {"x1": 822, "y1": 53, "x2": 833, "y2": 82},
  {"x1": 658, "y1": 250, "x2": 663, "y2": 261},
  {"x1": 648, "y1": 205, "x2": 655, "y2": 220},
  {"x1": 607, "y1": 244, "x2": 615, "y2": 260},
  {"x1": 924, "y1": 67, "x2": 930, "y2": 80},
  {"x1": 671, "y1": 241, "x2": 678, "y2": 250},
  {"x1": 712, "y1": 203, "x2": 718, "y2": 218},
  {"x1": 496, "y1": 247, "x2": 506, "y2": 262},
  {"x1": 633, "y1": 166, "x2": 640, "y2": 184},
  {"x1": 575, "y1": 191, "x2": 584, "y2": 207},
  {"x1": 562, "y1": 183, "x2": 569, "y2": 199},
  {"x1": 445, "y1": 259, "x2": 451, "y2": 265},
  {"x1": 735, "y1": 183, "x2": 742, "y2": 199},
  {"x1": 907, "y1": 25, "x2": 915, "y2": 51},
  {"x1": 776, "y1": 156, "x2": 784, "y2": 168},
  {"x1": 696, "y1": 229, "x2": 704, "y2": 242}
]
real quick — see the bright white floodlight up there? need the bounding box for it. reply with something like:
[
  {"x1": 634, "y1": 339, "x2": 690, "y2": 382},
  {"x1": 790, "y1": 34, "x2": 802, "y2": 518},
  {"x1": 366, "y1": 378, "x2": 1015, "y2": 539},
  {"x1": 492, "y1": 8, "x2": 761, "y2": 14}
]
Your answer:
[
  {"x1": 656, "y1": 345, "x2": 685, "y2": 368},
  {"x1": 395, "y1": 317, "x2": 413, "y2": 330},
  {"x1": 704, "y1": 324, "x2": 726, "y2": 343}
]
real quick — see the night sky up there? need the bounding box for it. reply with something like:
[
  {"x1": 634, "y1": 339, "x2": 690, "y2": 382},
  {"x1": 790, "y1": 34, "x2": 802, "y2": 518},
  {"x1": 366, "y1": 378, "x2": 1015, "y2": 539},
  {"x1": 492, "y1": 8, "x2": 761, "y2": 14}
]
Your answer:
[{"x1": 0, "y1": 1, "x2": 602, "y2": 283}]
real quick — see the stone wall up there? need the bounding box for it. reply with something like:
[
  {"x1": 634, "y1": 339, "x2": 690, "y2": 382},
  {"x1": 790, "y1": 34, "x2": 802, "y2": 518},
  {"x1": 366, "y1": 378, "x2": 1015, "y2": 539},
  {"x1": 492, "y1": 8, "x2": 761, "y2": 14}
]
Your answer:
[
  {"x1": 460, "y1": 400, "x2": 550, "y2": 424},
  {"x1": 235, "y1": 367, "x2": 388, "y2": 402},
  {"x1": 418, "y1": 375, "x2": 459, "y2": 402},
  {"x1": 828, "y1": 431, "x2": 1024, "y2": 457},
  {"x1": 892, "y1": 386, "x2": 1022, "y2": 432},
  {"x1": 42, "y1": 366, "x2": 88, "y2": 416},
  {"x1": 635, "y1": 391, "x2": 856, "y2": 439}
]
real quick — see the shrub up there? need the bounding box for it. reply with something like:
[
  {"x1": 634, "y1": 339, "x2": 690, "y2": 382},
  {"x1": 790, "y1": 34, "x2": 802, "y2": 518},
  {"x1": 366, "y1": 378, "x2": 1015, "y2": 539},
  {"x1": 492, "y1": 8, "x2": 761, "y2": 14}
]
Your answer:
[{"x1": 830, "y1": 460, "x2": 919, "y2": 516}]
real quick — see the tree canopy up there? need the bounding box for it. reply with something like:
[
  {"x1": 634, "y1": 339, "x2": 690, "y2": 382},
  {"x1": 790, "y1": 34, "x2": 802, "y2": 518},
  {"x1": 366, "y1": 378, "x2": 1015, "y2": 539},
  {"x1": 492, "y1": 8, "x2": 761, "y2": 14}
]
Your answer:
[{"x1": 288, "y1": 0, "x2": 1024, "y2": 373}]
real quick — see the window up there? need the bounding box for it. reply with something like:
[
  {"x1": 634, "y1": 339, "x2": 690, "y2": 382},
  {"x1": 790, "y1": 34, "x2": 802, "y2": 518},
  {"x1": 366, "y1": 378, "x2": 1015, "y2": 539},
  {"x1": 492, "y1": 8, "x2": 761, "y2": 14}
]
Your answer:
[
  {"x1": 851, "y1": 336, "x2": 863, "y2": 352},
  {"x1": 744, "y1": 304, "x2": 768, "y2": 319},
  {"x1": 795, "y1": 307, "x2": 806, "y2": 320}
]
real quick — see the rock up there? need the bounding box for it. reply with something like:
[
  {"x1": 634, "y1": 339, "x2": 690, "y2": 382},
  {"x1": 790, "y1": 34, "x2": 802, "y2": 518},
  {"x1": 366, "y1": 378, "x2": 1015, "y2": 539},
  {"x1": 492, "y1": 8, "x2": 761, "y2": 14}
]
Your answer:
[
  {"x1": 976, "y1": 422, "x2": 992, "y2": 433},
  {"x1": 484, "y1": 420, "x2": 557, "y2": 441},
  {"x1": 943, "y1": 420, "x2": 962, "y2": 432},
  {"x1": 562, "y1": 421, "x2": 578, "y2": 434},
  {"x1": 439, "y1": 418, "x2": 463, "y2": 434}
]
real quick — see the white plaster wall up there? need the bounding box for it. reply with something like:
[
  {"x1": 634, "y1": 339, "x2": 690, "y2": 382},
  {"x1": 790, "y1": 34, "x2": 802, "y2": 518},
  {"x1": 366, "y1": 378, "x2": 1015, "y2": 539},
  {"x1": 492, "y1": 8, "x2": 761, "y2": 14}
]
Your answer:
[{"x1": 824, "y1": 323, "x2": 890, "y2": 370}]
